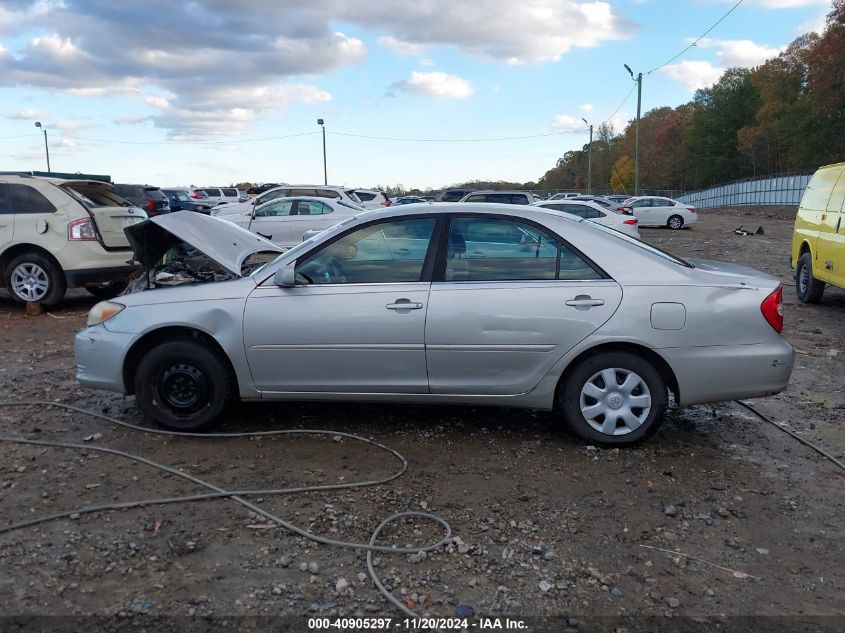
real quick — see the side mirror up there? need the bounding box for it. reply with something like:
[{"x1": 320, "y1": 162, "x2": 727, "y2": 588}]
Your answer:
[{"x1": 273, "y1": 264, "x2": 296, "y2": 287}]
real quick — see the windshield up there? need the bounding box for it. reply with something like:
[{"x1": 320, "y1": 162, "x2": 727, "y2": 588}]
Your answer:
[{"x1": 587, "y1": 221, "x2": 694, "y2": 268}]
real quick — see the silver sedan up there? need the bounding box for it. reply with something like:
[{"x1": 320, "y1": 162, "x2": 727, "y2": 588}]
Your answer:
[{"x1": 75, "y1": 205, "x2": 793, "y2": 445}]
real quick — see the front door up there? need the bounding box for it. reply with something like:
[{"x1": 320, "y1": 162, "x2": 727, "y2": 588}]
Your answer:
[
  {"x1": 815, "y1": 170, "x2": 845, "y2": 287},
  {"x1": 425, "y1": 215, "x2": 622, "y2": 395},
  {"x1": 247, "y1": 198, "x2": 295, "y2": 244},
  {"x1": 243, "y1": 216, "x2": 440, "y2": 393}
]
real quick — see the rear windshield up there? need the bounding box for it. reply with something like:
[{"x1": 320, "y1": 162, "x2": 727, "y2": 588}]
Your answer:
[
  {"x1": 63, "y1": 184, "x2": 133, "y2": 208},
  {"x1": 589, "y1": 222, "x2": 694, "y2": 268},
  {"x1": 344, "y1": 190, "x2": 362, "y2": 204},
  {"x1": 115, "y1": 184, "x2": 145, "y2": 199},
  {"x1": 356, "y1": 191, "x2": 376, "y2": 201},
  {"x1": 147, "y1": 189, "x2": 168, "y2": 201}
]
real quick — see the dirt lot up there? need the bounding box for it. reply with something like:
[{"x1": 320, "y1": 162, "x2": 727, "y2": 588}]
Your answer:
[{"x1": 0, "y1": 207, "x2": 843, "y2": 631}]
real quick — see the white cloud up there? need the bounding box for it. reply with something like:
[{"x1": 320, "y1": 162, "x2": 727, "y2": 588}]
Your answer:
[
  {"x1": 578, "y1": 103, "x2": 594, "y2": 113},
  {"x1": 749, "y1": 0, "x2": 828, "y2": 7},
  {"x1": 113, "y1": 115, "x2": 150, "y2": 126},
  {"x1": 395, "y1": 71, "x2": 474, "y2": 99},
  {"x1": 551, "y1": 114, "x2": 586, "y2": 132},
  {"x1": 6, "y1": 108, "x2": 43, "y2": 120},
  {"x1": 378, "y1": 35, "x2": 427, "y2": 57},
  {"x1": 695, "y1": 38, "x2": 785, "y2": 67},
  {"x1": 660, "y1": 60, "x2": 724, "y2": 91}
]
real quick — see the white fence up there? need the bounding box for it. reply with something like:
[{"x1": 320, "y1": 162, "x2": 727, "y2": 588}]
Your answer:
[{"x1": 677, "y1": 174, "x2": 812, "y2": 209}]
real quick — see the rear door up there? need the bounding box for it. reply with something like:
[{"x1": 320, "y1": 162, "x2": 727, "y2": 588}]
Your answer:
[
  {"x1": 288, "y1": 200, "x2": 336, "y2": 243},
  {"x1": 62, "y1": 181, "x2": 145, "y2": 248},
  {"x1": 425, "y1": 215, "x2": 622, "y2": 395}
]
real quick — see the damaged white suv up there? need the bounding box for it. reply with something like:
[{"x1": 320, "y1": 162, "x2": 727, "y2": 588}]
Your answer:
[{"x1": 0, "y1": 175, "x2": 147, "y2": 307}]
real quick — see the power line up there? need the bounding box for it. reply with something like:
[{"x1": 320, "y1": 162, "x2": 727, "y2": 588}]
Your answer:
[
  {"x1": 49, "y1": 130, "x2": 320, "y2": 145},
  {"x1": 328, "y1": 130, "x2": 588, "y2": 142},
  {"x1": 647, "y1": 0, "x2": 745, "y2": 74},
  {"x1": 600, "y1": 84, "x2": 637, "y2": 127}
]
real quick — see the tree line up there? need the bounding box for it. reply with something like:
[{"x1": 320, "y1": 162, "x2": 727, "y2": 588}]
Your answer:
[{"x1": 536, "y1": 1, "x2": 845, "y2": 195}]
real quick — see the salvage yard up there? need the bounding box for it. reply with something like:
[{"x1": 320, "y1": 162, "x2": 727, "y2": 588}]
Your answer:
[{"x1": 1, "y1": 207, "x2": 843, "y2": 628}]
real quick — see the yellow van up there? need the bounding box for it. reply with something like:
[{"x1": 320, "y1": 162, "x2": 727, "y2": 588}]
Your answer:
[{"x1": 791, "y1": 162, "x2": 845, "y2": 303}]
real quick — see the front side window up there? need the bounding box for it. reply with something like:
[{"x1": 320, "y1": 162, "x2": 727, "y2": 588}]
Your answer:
[
  {"x1": 296, "y1": 200, "x2": 332, "y2": 215},
  {"x1": 445, "y1": 216, "x2": 601, "y2": 282},
  {"x1": 295, "y1": 217, "x2": 436, "y2": 285},
  {"x1": 465, "y1": 194, "x2": 488, "y2": 203},
  {"x1": 8, "y1": 184, "x2": 57, "y2": 214},
  {"x1": 256, "y1": 200, "x2": 294, "y2": 217}
]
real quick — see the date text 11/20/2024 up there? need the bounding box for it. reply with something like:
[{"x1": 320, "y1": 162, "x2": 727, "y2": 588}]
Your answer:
[{"x1": 307, "y1": 617, "x2": 528, "y2": 629}]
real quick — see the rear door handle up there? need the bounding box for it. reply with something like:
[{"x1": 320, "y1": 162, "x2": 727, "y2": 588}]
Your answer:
[
  {"x1": 386, "y1": 299, "x2": 423, "y2": 310},
  {"x1": 566, "y1": 296, "x2": 605, "y2": 309}
]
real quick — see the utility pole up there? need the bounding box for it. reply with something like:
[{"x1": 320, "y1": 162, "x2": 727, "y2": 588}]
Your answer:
[
  {"x1": 624, "y1": 65, "x2": 642, "y2": 195},
  {"x1": 317, "y1": 118, "x2": 327, "y2": 185},
  {"x1": 34, "y1": 121, "x2": 51, "y2": 173},
  {"x1": 581, "y1": 118, "x2": 593, "y2": 195}
]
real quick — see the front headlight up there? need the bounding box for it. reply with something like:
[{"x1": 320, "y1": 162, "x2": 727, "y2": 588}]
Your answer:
[{"x1": 87, "y1": 301, "x2": 125, "y2": 327}]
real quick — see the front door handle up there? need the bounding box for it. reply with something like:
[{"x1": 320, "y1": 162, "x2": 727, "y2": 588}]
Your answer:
[
  {"x1": 566, "y1": 295, "x2": 605, "y2": 310},
  {"x1": 386, "y1": 299, "x2": 423, "y2": 311}
]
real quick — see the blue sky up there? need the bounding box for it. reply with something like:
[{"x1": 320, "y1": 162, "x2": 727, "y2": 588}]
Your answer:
[{"x1": 0, "y1": 0, "x2": 833, "y2": 189}]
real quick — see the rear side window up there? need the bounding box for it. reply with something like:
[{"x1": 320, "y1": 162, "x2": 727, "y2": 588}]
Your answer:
[
  {"x1": 317, "y1": 189, "x2": 341, "y2": 199},
  {"x1": 5, "y1": 184, "x2": 57, "y2": 214},
  {"x1": 441, "y1": 191, "x2": 467, "y2": 202},
  {"x1": 222, "y1": 188, "x2": 238, "y2": 196},
  {"x1": 290, "y1": 188, "x2": 318, "y2": 197},
  {"x1": 445, "y1": 216, "x2": 601, "y2": 281},
  {"x1": 344, "y1": 190, "x2": 362, "y2": 203},
  {"x1": 296, "y1": 200, "x2": 332, "y2": 215},
  {"x1": 201, "y1": 188, "x2": 220, "y2": 196},
  {"x1": 356, "y1": 191, "x2": 376, "y2": 201},
  {"x1": 565, "y1": 204, "x2": 603, "y2": 219}
]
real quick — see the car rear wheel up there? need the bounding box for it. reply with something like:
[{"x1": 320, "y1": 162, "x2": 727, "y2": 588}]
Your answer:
[
  {"x1": 667, "y1": 215, "x2": 684, "y2": 230},
  {"x1": 134, "y1": 340, "x2": 233, "y2": 431},
  {"x1": 5, "y1": 253, "x2": 66, "y2": 308},
  {"x1": 796, "y1": 252, "x2": 825, "y2": 303},
  {"x1": 85, "y1": 280, "x2": 128, "y2": 300},
  {"x1": 560, "y1": 351, "x2": 668, "y2": 446}
]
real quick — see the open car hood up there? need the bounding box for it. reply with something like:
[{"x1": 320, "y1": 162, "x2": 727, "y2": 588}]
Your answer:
[{"x1": 125, "y1": 210, "x2": 283, "y2": 276}]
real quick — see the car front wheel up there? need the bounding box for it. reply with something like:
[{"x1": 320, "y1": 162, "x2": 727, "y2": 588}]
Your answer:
[
  {"x1": 667, "y1": 215, "x2": 684, "y2": 230},
  {"x1": 560, "y1": 351, "x2": 668, "y2": 446},
  {"x1": 796, "y1": 252, "x2": 825, "y2": 303},
  {"x1": 134, "y1": 340, "x2": 233, "y2": 431},
  {"x1": 5, "y1": 253, "x2": 66, "y2": 307}
]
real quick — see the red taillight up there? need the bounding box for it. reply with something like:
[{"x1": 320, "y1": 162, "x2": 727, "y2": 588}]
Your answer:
[
  {"x1": 147, "y1": 198, "x2": 156, "y2": 214},
  {"x1": 761, "y1": 285, "x2": 784, "y2": 334},
  {"x1": 68, "y1": 218, "x2": 96, "y2": 241},
  {"x1": 623, "y1": 218, "x2": 638, "y2": 225},
  {"x1": 381, "y1": 200, "x2": 391, "y2": 206},
  {"x1": 191, "y1": 191, "x2": 200, "y2": 199},
  {"x1": 688, "y1": 207, "x2": 696, "y2": 213},
  {"x1": 617, "y1": 206, "x2": 632, "y2": 215}
]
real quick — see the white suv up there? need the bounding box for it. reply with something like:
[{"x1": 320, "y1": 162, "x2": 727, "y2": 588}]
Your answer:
[
  {"x1": 352, "y1": 189, "x2": 391, "y2": 209},
  {"x1": 0, "y1": 175, "x2": 146, "y2": 307}
]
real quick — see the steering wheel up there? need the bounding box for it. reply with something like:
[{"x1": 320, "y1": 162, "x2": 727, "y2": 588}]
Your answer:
[{"x1": 326, "y1": 256, "x2": 347, "y2": 283}]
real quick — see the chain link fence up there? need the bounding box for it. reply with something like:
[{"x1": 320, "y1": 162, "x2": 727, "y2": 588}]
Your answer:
[{"x1": 676, "y1": 173, "x2": 812, "y2": 209}]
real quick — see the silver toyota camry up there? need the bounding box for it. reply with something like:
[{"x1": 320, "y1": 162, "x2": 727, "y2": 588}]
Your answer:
[{"x1": 75, "y1": 206, "x2": 794, "y2": 445}]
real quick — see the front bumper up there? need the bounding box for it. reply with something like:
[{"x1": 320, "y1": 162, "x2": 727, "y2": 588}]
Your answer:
[
  {"x1": 660, "y1": 336, "x2": 794, "y2": 405},
  {"x1": 74, "y1": 325, "x2": 134, "y2": 393}
]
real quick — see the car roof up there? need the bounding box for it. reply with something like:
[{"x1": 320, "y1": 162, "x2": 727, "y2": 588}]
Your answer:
[
  {"x1": 343, "y1": 202, "x2": 583, "y2": 226},
  {"x1": 464, "y1": 190, "x2": 533, "y2": 195}
]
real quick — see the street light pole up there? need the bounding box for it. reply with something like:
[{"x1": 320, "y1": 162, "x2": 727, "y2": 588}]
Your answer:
[
  {"x1": 581, "y1": 118, "x2": 593, "y2": 195},
  {"x1": 317, "y1": 118, "x2": 327, "y2": 185},
  {"x1": 34, "y1": 122, "x2": 51, "y2": 173},
  {"x1": 624, "y1": 65, "x2": 642, "y2": 196}
]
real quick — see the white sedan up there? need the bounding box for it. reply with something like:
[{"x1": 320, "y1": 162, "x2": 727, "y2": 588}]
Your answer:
[
  {"x1": 219, "y1": 196, "x2": 364, "y2": 247},
  {"x1": 532, "y1": 199, "x2": 640, "y2": 239},
  {"x1": 623, "y1": 196, "x2": 697, "y2": 229}
]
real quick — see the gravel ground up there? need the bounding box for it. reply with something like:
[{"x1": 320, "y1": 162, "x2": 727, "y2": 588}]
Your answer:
[{"x1": 0, "y1": 206, "x2": 842, "y2": 631}]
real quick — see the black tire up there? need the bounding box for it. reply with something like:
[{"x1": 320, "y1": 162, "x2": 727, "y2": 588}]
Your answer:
[
  {"x1": 5, "y1": 252, "x2": 66, "y2": 308},
  {"x1": 85, "y1": 280, "x2": 128, "y2": 300},
  {"x1": 667, "y1": 215, "x2": 684, "y2": 230},
  {"x1": 559, "y1": 351, "x2": 668, "y2": 446},
  {"x1": 795, "y1": 252, "x2": 825, "y2": 304},
  {"x1": 134, "y1": 339, "x2": 233, "y2": 431}
]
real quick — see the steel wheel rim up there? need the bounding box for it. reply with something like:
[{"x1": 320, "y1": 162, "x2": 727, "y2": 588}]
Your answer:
[
  {"x1": 156, "y1": 363, "x2": 210, "y2": 417},
  {"x1": 10, "y1": 262, "x2": 50, "y2": 302},
  {"x1": 579, "y1": 367, "x2": 652, "y2": 436},
  {"x1": 798, "y1": 264, "x2": 809, "y2": 294}
]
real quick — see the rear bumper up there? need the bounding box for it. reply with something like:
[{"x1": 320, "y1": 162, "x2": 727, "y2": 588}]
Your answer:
[
  {"x1": 660, "y1": 337, "x2": 794, "y2": 405},
  {"x1": 65, "y1": 265, "x2": 139, "y2": 287}
]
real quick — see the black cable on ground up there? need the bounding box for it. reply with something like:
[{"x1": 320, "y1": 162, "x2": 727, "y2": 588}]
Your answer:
[
  {"x1": 734, "y1": 400, "x2": 845, "y2": 474},
  {"x1": 0, "y1": 401, "x2": 452, "y2": 620}
]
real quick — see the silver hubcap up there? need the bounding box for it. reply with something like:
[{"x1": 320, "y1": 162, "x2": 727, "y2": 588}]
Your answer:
[
  {"x1": 11, "y1": 263, "x2": 49, "y2": 302},
  {"x1": 669, "y1": 217, "x2": 681, "y2": 229},
  {"x1": 579, "y1": 368, "x2": 652, "y2": 436}
]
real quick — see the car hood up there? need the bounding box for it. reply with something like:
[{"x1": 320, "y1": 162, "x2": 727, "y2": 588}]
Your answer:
[{"x1": 125, "y1": 210, "x2": 283, "y2": 276}]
